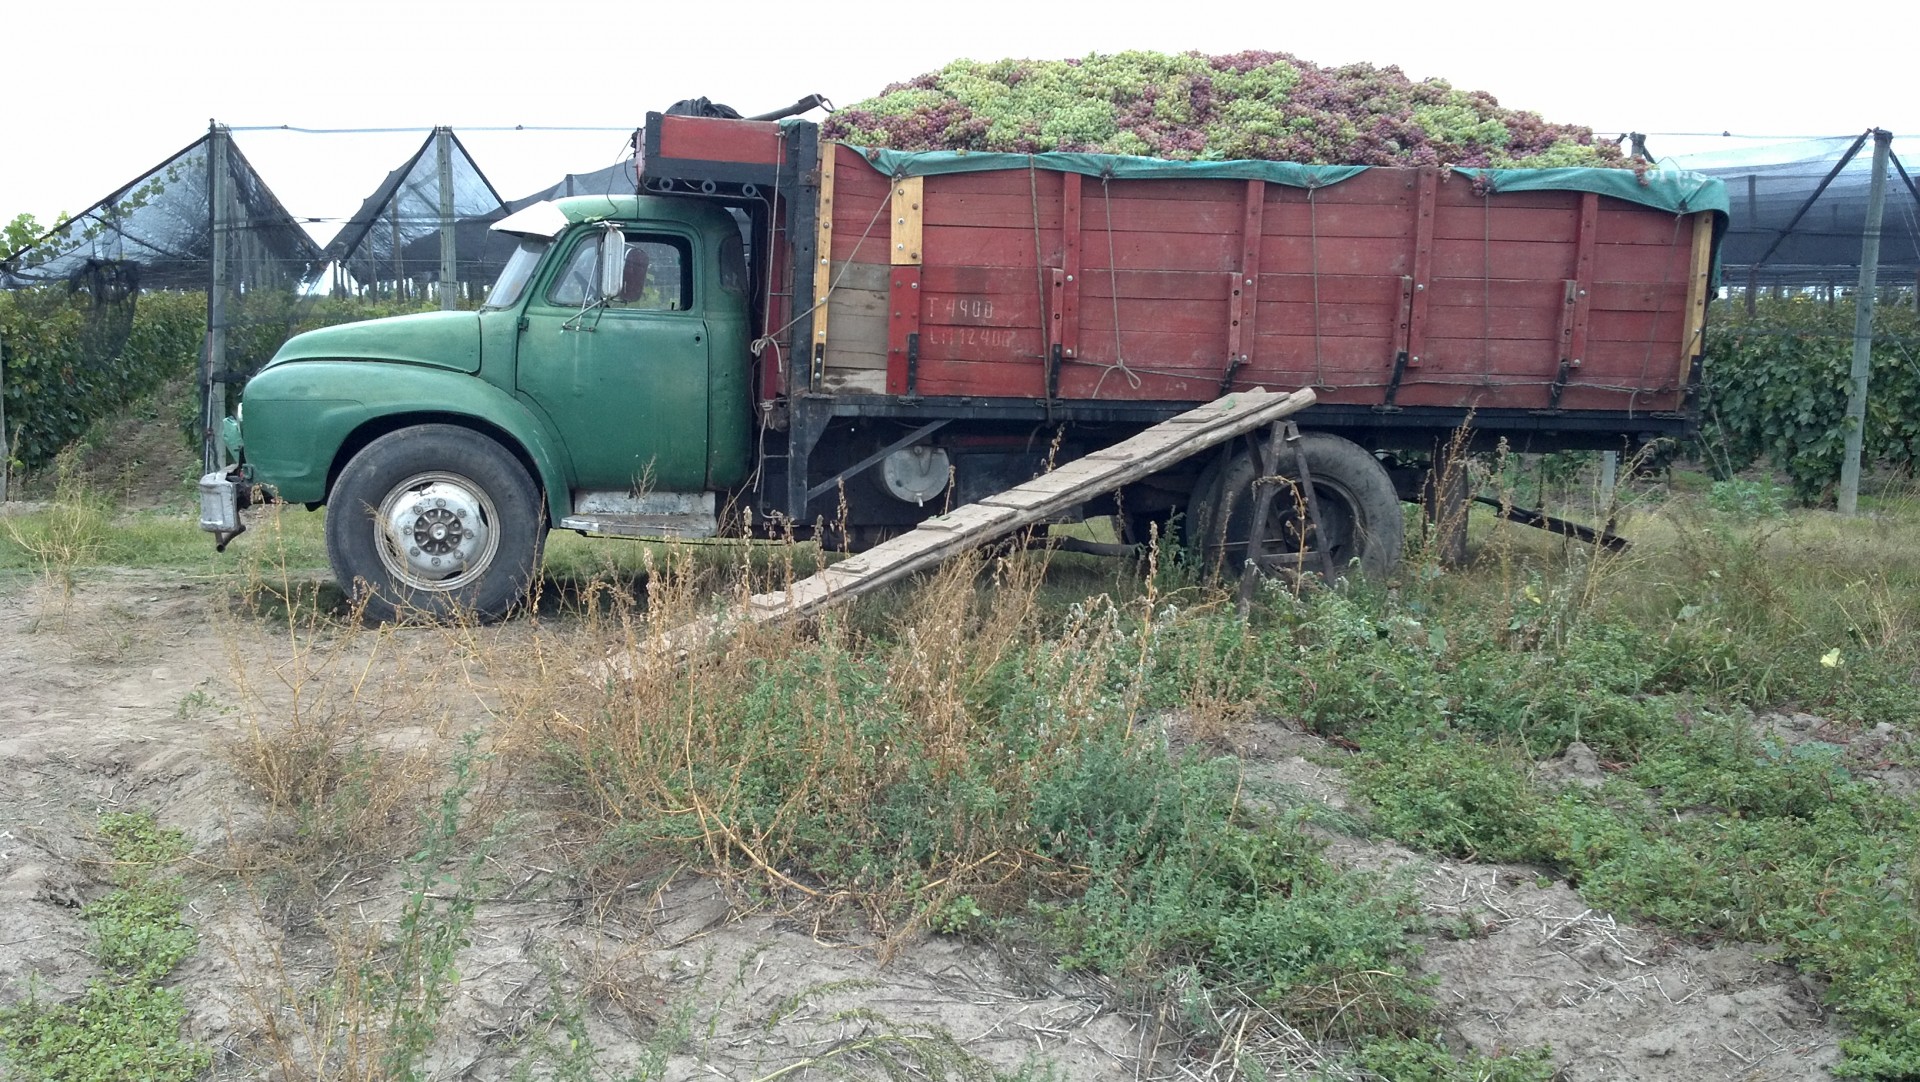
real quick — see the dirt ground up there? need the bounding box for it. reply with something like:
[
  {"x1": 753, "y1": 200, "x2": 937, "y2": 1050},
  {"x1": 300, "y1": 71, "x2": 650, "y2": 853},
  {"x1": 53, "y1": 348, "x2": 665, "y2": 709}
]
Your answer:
[{"x1": 0, "y1": 565, "x2": 1848, "y2": 1080}]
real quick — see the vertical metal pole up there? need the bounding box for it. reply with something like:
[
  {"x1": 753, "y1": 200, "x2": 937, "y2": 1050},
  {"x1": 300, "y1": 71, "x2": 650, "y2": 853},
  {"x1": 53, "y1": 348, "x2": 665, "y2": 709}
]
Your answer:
[
  {"x1": 1598, "y1": 451, "x2": 1618, "y2": 509},
  {"x1": 437, "y1": 127, "x2": 457, "y2": 311},
  {"x1": 207, "y1": 122, "x2": 231, "y2": 472},
  {"x1": 1744, "y1": 176, "x2": 1758, "y2": 316},
  {"x1": 389, "y1": 197, "x2": 404, "y2": 302},
  {"x1": 1838, "y1": 130, "x2": 1893, "y2": 517},
  {"x1": 0, "y1": 330, "x2": 9, "y2": 502}
]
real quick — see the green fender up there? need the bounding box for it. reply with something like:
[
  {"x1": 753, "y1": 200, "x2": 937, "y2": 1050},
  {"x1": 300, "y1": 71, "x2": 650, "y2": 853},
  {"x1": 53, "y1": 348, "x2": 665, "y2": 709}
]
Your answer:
[{"x1": 240, "y1": 360, "x2": 575, "y2": 524}]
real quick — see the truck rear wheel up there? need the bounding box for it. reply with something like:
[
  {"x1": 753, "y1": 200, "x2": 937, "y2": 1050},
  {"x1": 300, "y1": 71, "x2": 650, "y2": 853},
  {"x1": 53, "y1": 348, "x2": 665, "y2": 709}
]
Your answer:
[
  {"x1": 325, "y1": 425, "x2": 545, "y2": 623},
  {"x1": 1188, "y1": 432, "x2": 1404, "y2": 580}
]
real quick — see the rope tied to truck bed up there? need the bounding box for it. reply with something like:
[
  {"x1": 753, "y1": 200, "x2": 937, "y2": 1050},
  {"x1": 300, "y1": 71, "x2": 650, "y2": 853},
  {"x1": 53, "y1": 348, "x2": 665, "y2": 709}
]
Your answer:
[
  {"x1": 748, "y1": 173, "x2": 893, "y2": 366},
  {"x1": 1091, "y1": 173, "x2": 1143, "y2": 398}
]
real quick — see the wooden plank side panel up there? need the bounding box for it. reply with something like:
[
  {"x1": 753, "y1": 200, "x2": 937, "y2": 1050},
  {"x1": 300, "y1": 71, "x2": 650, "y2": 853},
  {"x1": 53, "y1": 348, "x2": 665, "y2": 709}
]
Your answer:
[
  {"x1": 1592, "y1": 240, "x2": 1695, "y2": 283},
  {"x1": 1431, "y1": 238, "x2": 1576, "y2": 280},
  {"x1": 828, "y1": 147, "x2": 896, "y2": 264},
  {"x1": 833, "y1": 157, "x2": 1704, "y2": 407},
  {"x1": 1433, "y1": 204, "x2": 1580, "y2": 243}
]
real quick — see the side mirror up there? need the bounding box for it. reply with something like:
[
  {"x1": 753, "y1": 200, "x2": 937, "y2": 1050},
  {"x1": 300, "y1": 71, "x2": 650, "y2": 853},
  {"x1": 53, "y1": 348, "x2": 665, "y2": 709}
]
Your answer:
[{"x1": 597, "y1": 223, "x2": 626, "y2": 302}]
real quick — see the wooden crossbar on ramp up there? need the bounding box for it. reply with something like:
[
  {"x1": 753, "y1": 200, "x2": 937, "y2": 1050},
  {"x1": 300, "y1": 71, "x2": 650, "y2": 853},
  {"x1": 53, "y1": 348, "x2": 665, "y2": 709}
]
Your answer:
[{"x1": 634, "y1": 386, "x2": 1316, "y2": 665}]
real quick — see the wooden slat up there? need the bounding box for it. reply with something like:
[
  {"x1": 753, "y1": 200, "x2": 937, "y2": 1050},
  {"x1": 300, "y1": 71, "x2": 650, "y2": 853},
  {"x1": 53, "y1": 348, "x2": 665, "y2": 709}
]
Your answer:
[
  {"x1": 886, "y1": 265, "x2": 921, "y2": 393},
  {"x1": 742, "y1": 387, "x2": 1315, "y2": 622},
  {"x1": 811, "y1": 145, "x2": 837, "y2": 384},
  {"x1": 1061, "y1": 172, "x2": 1082, "y2": 361},
  {"x1": 1225, "y1": 179, "x2": 1264, "y2": 388},
  {"x1": 891, "y1": 176, "x2": 923, "y2": 265},
  {"x1": 616, "y1": 388, "x2": 1320, "y2": 674},
  {"x1": 1681, "y1": 211, "x2": 1715, "y2": 383},
  {"x1": 1406, "y1": 167, "x2": 1438, "y2": 371}
]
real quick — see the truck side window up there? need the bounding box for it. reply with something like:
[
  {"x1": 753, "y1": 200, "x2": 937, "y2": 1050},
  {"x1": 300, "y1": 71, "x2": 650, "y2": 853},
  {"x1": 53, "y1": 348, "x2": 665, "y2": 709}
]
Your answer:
[
  {"x1": 547, "y1": 235, "x2": 604, "y2": 307},
  {"x1": 545, "y1": 234, "x2": 694, "y2": 311},
  {"x1": 611, "y1": 237, "x2": 693, "y2": 311}
]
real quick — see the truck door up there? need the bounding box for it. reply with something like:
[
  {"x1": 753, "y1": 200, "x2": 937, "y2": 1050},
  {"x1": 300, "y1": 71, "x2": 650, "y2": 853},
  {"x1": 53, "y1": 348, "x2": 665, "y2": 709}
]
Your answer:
[{"x1": 516, "y1": 229, "x2": 710, "y2": 493}]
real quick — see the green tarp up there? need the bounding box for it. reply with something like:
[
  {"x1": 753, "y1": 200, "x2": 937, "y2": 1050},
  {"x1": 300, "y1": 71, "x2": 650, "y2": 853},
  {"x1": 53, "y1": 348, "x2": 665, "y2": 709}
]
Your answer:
[
  {"x1": 846, "y1": 145, "x2": 1730, "y2": 220},
  {"x1": 851, "y1": 147, "x2": 1366, "y2": 191},
  {"x1": 1446, "y1": 166, "x2": 1729, "y2": 218}
]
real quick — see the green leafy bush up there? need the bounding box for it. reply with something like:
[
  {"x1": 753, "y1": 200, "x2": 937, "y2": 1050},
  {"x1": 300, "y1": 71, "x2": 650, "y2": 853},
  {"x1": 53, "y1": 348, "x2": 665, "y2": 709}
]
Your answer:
[
  {"x1": 0, "y1": 811, "x2": 208, "y2": 1082},
  {"x1": 0, "y1": 289, "x2": 203, "y2": 472},
  {"x1": 1699, "y1": 298, "x2": 1920, "y2": 504}
]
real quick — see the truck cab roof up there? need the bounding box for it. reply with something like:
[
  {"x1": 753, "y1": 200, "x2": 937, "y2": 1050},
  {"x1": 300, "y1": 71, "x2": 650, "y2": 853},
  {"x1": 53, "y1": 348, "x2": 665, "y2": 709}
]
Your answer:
[{"x1": 492, "y1": 194, "x2": 730, "y2": 238}]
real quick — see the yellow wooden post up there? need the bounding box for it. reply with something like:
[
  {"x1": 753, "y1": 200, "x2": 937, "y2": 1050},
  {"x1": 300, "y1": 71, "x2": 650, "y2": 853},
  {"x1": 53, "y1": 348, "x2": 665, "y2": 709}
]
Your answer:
[
  {"x1": 810, "y1": 145, "x2": 838, "y2": 386},
  {"x1": 1680, "y1": 210, "x2": 1715, "y2": 384},
  {"x1": 891, "y1": 176, "x2": 923, "y2": 265}
]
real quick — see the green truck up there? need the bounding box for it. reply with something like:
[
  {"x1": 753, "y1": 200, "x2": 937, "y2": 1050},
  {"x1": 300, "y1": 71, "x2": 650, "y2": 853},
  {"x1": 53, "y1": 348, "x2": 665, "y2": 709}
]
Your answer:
[{"x1": 199, "y1": 110, "x2": 1725, "y2": 621}]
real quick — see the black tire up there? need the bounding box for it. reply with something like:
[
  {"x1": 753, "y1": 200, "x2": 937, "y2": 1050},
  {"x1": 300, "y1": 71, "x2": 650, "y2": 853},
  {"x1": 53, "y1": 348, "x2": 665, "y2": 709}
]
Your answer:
[
  {"x1": 1188, "y1": 432, "x2": 1404, "y2": 580},
  {"x1": 325, "y1": 425, "x2": 545, "y2": 623}
]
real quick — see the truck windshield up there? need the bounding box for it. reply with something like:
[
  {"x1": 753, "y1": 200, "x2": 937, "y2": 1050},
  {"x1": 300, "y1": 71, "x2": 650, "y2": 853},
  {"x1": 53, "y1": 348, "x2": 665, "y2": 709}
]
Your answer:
[{"x1": 483, "y1": 238, "x2": 550, "y2": 309}]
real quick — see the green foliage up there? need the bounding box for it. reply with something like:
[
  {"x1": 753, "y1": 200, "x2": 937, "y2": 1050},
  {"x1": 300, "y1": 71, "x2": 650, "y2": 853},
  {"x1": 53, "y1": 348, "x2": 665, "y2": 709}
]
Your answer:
[
  {"x1": 1699, "y1": 298, "x2": 1920, "y2": 504},
  {"x1": 563, "y1": 560, "x2": 1433, "y2": 1046},
  {"x1": 376, "y1": 733, "x2": 492, "y2": 1081},
  {"x1": 0, "y1": 289, "x2": 438, "y2": 475},
  {"x1": 1214, "y1": 526, "x2": 1920, "y2": 1076},
  {"x1": 1351, "y1": 739, "x2": 1547, "y2": 862},
  {"x1": 0, "y1": 289, "x2": 203, "y2": 473},
  {"x1": 0, "y1": 811, "x2": 209, "y2": 1082},
  {"x1": 824, "y1": 51, "x2": 1623, "y2": 168},
  {"x1": 1344, "y1": 1036, "x2": 1557, "y2": 1081},
  {"x1": 5, "y1": 211, "x2": 67, "y2": 257},
  {"x1": 1031, "y1": 736, "x2": 1428, "y2": 1038},
  {"x1": 1706, "y1": 477, "x2": 1788, "y2": 519}
]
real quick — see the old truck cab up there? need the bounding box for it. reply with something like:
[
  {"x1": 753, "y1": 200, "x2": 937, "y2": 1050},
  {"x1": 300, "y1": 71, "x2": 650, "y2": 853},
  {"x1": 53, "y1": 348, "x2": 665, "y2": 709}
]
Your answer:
[{"x1": 200, "y1": 194, "x2": 756, "y2": 621}]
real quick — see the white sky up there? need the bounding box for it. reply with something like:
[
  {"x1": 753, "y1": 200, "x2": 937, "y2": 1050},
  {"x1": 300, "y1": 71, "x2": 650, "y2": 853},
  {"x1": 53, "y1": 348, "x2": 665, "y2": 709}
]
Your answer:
[{"x1": 5, "y1": 0, "x2": 1914, "y2": 244}]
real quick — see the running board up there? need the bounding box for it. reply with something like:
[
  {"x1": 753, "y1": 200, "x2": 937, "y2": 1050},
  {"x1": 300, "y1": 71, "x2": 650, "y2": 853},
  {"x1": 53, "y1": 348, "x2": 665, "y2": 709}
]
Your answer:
[
  {"x1": 560, "y1": 491, "x2": 719, "y2": 539},
  {"x1": 649, "y1": 387, "x2": 1316, "y2": 656}
]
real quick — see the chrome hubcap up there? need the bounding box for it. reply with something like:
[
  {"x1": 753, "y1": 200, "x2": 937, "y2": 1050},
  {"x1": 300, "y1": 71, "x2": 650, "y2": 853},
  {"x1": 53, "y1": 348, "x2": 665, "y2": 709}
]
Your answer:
[{"x1": 374, "y1": 473, "x2": 498, "y2": 591}]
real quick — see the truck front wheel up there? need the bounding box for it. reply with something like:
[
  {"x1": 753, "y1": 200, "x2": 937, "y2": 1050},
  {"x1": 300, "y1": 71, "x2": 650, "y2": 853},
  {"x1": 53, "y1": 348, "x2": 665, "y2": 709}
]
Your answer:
[
  {"x1": 1188, "y1": 432, "x2": 1404, "y2": 580},
  {"x1": 325, "y1": 425, "x2": 545, "y2": 622}
]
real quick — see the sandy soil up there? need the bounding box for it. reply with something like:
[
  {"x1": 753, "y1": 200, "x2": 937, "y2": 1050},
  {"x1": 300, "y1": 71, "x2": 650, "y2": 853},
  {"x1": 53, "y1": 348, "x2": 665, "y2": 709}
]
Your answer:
[{"x1": 0, "y1": 568, "x2": 1850, "y2": 1080}]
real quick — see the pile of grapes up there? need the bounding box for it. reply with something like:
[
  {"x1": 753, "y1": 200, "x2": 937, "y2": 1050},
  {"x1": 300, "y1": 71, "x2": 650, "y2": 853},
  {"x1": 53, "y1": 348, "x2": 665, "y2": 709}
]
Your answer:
[{"x1": 824, "y1": 51, "x2": 1624, "y2": 168}]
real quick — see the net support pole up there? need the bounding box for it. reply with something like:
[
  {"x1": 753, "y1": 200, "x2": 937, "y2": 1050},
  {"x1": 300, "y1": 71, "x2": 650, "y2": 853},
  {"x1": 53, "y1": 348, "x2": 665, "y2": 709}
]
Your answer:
[
  {"x1": 1839, "y1": 129, "x2": 1892, "y2": 517},
  {"x1": 1744, "y1": 175, "x2": 1759, "y2": 316},
  {"x1": 207, "y1": 122, "x2": 231, "y2": 472},
  {"x1": 437, "y1": 127, "x2": 457, "y2": 311},
  {"x1": 1, "y1": 330, "x2": 9, "y2": 502}
]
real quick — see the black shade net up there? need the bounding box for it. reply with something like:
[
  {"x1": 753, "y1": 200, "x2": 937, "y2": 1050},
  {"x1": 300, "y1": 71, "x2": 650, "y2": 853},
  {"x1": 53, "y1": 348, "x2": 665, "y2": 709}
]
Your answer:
[
  {"x1": 1681, "y1": 134, "x2": 1920, "y2": 288},
  {"x1": 322, "y1": 130, "x2": 508, "y2": 295},
  {"x1": 2, "y1": 134, "x2": 322, "y2": 293}
]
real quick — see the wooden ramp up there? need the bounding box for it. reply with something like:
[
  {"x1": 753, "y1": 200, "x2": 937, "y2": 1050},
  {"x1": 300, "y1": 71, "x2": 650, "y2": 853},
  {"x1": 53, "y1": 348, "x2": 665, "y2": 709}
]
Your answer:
[{"x1": 626, "y1": 388, "x2": 1316, "y2": 666}]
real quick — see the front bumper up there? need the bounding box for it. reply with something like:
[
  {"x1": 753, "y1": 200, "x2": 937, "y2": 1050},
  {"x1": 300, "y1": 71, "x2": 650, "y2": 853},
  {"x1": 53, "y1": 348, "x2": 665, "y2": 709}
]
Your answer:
[{"x1": 198, "y1": 466, "x2": 252, "y2": 551}]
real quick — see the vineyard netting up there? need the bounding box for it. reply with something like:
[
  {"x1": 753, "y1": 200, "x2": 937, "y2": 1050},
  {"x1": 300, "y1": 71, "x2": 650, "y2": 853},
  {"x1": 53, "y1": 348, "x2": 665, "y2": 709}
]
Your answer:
[
  {"x1": 1678, "y1": 133, "x2": 1920, "y2": 288},
  {"x1": 0, "y1": 125, "x2": 640, "y2": 476}
]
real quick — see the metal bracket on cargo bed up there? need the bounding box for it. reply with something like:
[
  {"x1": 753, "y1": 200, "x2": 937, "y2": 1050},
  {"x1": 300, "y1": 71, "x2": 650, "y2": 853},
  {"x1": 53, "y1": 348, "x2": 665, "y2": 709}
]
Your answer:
[{"x1": 1378, "y1": 349, "x2": 1410, "y2": 412}]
